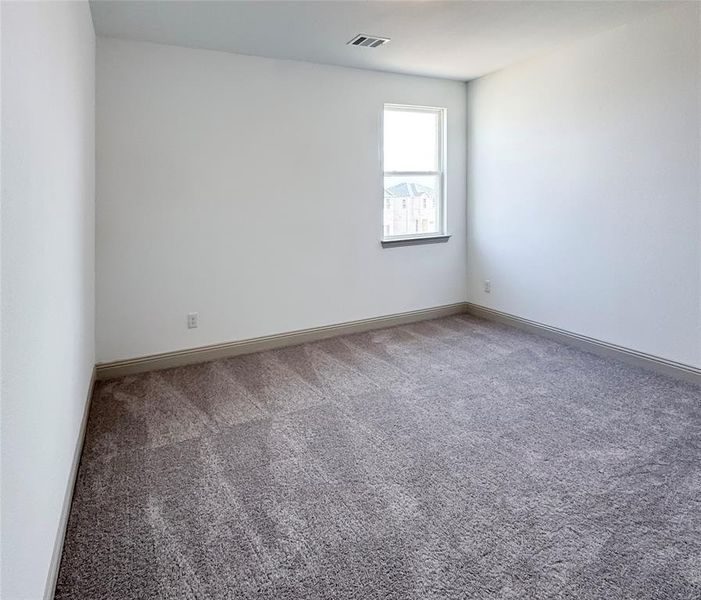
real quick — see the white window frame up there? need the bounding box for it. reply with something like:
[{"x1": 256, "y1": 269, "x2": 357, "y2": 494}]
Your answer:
[{"x1": 381, "y1": 104, "x2": 447, "y2": 244}]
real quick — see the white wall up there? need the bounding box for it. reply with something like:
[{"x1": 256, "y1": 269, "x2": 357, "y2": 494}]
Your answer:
[
  {"x1": 467, "y1": 4, "x2": 701, "y2": 368},
  {"x1": 1, "y1": 2, "x2": 95, "y2": 598},
  {"x1": 96, "y1": 38, "x2": 467, "y2": 363}
]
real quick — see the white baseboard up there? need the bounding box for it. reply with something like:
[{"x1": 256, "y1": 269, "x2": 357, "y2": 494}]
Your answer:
[
  {"x1": 96, "y1": 302, "x2": 700, "y2": 385},
  {"x1": 43, "y1": 366, "x2": 96, "y2": 600},
  {"x1": 466, "y1": 303, "x2": 701, "y2": 386},
  {"x1": 95, "y1": 303, "x2": 470, "y2": 380}
]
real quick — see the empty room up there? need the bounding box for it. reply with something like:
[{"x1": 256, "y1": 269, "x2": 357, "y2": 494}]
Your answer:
[{"x1": 1, "y1": 0, "x2": 700, "y2": 598}]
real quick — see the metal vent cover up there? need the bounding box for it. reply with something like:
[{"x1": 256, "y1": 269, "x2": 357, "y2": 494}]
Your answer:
[{"x1": 347, "y1": 34, "x2": 390, "y2": 48}]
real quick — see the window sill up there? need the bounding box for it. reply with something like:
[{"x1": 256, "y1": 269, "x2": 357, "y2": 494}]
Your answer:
[{"x1": 380, "y1": 235, "x2": 451, "y2": 248}]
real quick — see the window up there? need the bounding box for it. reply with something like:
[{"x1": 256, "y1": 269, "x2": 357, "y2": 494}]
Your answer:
[{"x1": 382, "y1": 104, "x2": 446, "y2": 242}]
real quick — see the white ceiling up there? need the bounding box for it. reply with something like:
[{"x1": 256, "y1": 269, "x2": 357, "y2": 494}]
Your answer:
[{"x1": 90, "y1": 1, "x2": 676, "y2": 81}]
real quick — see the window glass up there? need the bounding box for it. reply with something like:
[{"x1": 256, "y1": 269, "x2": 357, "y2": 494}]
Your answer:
[{"x1": 382, "y1": 105, "x2": 445, "y2": 240}]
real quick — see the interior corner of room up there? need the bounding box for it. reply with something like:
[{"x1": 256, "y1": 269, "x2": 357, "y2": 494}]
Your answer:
[{"x1": 1, "y1": 1, "x2": 700, "y2": 599}]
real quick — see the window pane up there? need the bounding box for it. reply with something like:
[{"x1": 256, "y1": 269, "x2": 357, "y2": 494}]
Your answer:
[
  {"x1": 383, "y1": 174, "x2": 440, "y2": 237},
  {"x1": 383, "y1": 109, "x2": 439, "y2": 172}
]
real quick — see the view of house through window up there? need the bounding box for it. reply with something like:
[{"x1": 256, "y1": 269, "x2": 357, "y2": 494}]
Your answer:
[{"x1": 383, "y1": 104, "x2": 445, "y2": 240}]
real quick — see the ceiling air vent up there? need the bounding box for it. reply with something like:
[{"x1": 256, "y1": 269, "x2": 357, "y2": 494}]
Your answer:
[{"x1": 347, "y1": 34, "x2": 390, "y2": 48}]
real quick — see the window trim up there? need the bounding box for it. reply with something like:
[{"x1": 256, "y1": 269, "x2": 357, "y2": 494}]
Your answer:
[
  {"x1": 380, "y1": 234, "x2": 451, "y2": 248},
  {"x1": 381, "y1": 103, "x2": 448, "y2": 245}
]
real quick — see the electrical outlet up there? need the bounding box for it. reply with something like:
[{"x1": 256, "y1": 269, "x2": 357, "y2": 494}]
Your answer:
[
  {"x1": 187, "y1": 312, "x2": 199, "y2": 329},
  {"x1": 484, "y1": 280, "x2": 491, "y2": 293}
]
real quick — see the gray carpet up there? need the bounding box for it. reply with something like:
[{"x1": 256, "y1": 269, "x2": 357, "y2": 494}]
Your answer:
[{"x1": 56, "y1": 314, "x2": 701, "y2": 599}]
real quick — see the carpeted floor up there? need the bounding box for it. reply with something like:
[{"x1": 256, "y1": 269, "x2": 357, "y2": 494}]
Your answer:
[{"x1": 56, "y1": 314, "x2": 701, "y2": 599}]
